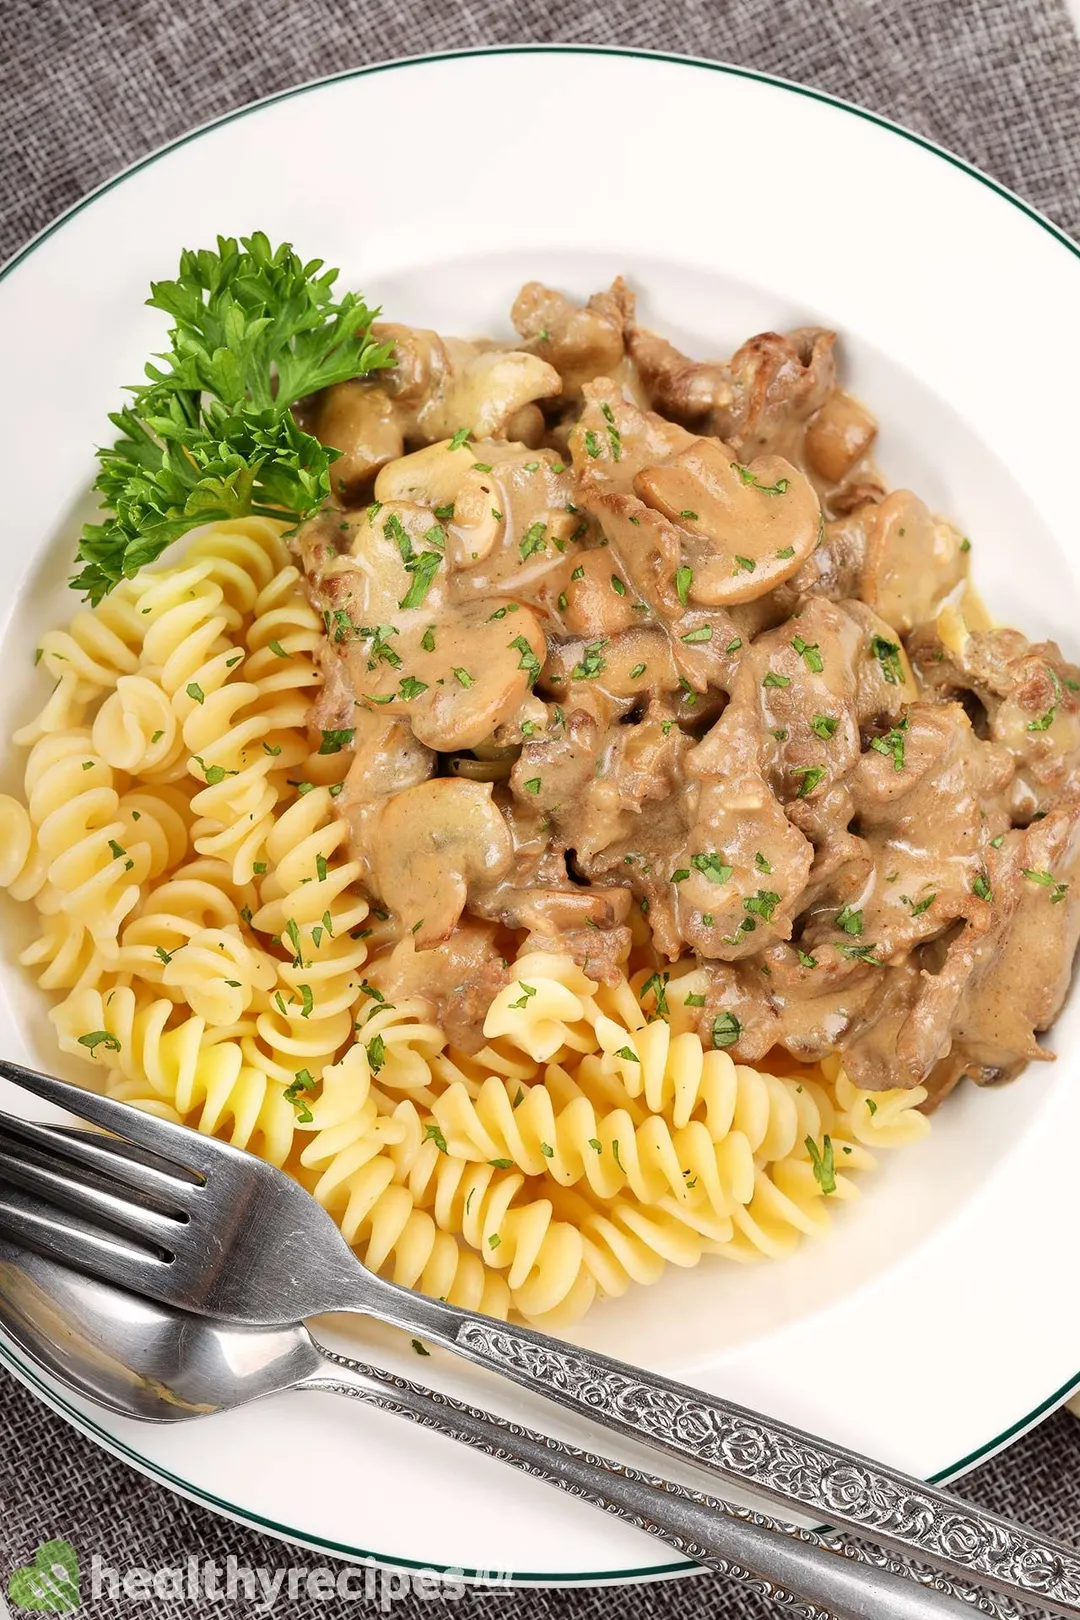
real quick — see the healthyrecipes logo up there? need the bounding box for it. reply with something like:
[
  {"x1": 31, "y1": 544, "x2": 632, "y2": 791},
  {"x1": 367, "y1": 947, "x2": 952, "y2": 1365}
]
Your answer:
[
  {"x1": 5, "y1": 1541, "x2": 80, "y2": 1613},
  {"x1": 5, "y1": 1542, "x2": 510, "y2": 1612}
]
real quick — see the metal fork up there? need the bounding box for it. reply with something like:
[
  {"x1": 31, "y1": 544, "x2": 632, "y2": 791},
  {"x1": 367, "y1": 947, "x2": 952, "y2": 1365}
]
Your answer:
[{"x1": 1, "y1": 1059, "x2": 1077, "y2": 1618}]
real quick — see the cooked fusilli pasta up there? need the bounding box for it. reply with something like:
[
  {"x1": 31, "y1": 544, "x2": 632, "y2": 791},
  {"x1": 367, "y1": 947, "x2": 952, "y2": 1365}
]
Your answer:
[{"x1": 0, "y1": 518, "x2": 933, "y2": 1330}]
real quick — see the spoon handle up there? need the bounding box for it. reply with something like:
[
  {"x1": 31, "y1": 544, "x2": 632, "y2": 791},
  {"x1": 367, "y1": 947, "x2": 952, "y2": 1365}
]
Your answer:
[{"x1": 298, "y1": 1341, "x2": 995, "y2": 1620}]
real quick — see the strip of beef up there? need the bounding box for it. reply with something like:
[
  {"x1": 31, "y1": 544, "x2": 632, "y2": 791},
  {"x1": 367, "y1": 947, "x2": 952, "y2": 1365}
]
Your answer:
[
  {"x1": 511, "y1": 279, "x2": 633, "y2": 400},
  {"x1": 365, "y1": 923, "x2": 511, "y2": 1054},
  {"x1": 909, "y1": 617, "x2": 1080, "y2": 811}
]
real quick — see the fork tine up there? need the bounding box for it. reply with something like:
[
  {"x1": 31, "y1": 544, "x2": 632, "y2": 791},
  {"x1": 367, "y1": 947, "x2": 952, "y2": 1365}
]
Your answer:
[
  {"x1": 0, "y1": 1137, "x2": 185, "y2": 1252},
  {"x1": 0, "y1": 1184, "x2": 174, "y2": 1298},
  {"x1": 0, "y1": 1059, "x2": 224, "y2": 1175},
  {"x1": 0, "y1": 1114, "x2": 202, "y2": 1204}
]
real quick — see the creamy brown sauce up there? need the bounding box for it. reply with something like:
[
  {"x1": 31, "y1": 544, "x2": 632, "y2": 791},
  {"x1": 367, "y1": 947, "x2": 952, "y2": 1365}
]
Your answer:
[{"x1": 295, "y1": 280, "x2": 1080, "y2": 1103}]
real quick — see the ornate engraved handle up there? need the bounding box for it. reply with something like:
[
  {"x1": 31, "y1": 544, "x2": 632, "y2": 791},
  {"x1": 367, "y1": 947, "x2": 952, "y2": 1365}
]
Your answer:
[
  {"x1": 301, "y1": 1340, "x2": 997, "y2": 1620},
  {"x1": 362, "y1": 1282, "x2": 1076, "y2": 1619}
]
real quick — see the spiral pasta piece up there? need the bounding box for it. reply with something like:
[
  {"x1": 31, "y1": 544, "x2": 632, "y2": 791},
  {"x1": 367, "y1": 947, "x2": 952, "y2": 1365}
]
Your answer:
[
  {"x1": 483, "y1": 953, "x2": 601, "y2": 1061},
  {"x1": 23, "y1": 734, "x2": 165, "y2": 949},
  {"x1": 827, "y1": 1058, "x2": 932, "y2": 1148},
  {"x1": 0, "y1": 793, "x2": 47, "y2": 902}
]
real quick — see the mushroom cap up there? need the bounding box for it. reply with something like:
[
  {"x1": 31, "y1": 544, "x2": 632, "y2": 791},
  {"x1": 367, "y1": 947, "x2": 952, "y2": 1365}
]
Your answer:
[
  {"x1": 859, "y1": 489, "x2": 968, "y2": 635},
  {"x1": 635, "y1": 438, "x2": 821, "y2": 605},
  {"x1": 347, "y1": 599, "x2": 548, "y2": 752},
  {"x1": 366, "y1": 778, "x2": 515, "y2": 945}
]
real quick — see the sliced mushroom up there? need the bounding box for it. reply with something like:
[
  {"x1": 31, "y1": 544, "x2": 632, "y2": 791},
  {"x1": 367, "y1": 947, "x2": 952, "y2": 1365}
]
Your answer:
[
  {"x1": 348, "y1": 599, "x2": 548, "y2": 752},
  {"x1": 859, "y1": 489, "x2": 969, "y2": 635},
  {"x1": 307, "y1": 323, "x2": 561, "y2": 501},
  {"x1": 635, "y1": 438, "x2": 821, "y2": 606},
  {"x1": 552, "y1": 549, "x2": 641, "y2": 639},
  {"x1": 301, "y1": 500, "x2": 451, "y2": 636},
  {"x1": 376, "y1": 438, "x2": 578, "y2": 592},
  {"x1": 416, "y1": 338, "x2": 561, "y2": 442},
  {"x1": 364, "y1": 778, "x2": 515, "y2": 945}
]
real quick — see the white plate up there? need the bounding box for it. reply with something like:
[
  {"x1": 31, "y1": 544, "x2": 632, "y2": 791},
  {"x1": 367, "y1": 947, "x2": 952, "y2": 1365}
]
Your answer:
[{"x1": 2, "y1": 44, "x2": 1080, "y2": 1586}]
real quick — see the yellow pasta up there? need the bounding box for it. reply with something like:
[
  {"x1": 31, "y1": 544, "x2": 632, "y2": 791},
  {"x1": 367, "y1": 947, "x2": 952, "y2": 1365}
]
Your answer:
[{"x1": 0, "y1": 518, "x2": 933, "y2": 1330}]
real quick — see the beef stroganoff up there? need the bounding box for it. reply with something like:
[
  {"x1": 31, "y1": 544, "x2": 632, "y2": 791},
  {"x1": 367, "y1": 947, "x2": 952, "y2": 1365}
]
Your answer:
[{"x1": 3, "y1": 235, "x2": 1075, "y2": 1327}]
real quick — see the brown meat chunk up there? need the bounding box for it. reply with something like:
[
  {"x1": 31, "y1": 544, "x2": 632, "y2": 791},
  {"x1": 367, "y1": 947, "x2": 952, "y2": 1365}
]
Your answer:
[
  {"x1": 365, "y1": 924, "x2": 510, "y2": 1053},
  {"x1": 511, "y1": 279, "x2": 633, "y2": 399}
]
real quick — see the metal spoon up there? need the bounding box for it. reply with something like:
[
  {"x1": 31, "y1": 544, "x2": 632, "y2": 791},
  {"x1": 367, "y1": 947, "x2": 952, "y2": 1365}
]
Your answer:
[{"x1": 0, "y1": 1236, "x2": 992, "y2": 1619}]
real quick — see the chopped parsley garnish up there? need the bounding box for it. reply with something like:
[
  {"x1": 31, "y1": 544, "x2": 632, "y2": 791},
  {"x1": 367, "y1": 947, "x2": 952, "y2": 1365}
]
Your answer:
[
  {"x1": 398, "y1": 676, "x2": 428, "y2": 702},
  {"x1": 684, "y1": 991, "x2": 706, "y2": 1008},
  {"x1": 629, "y1": 662, "x2": 647, "y2": 679},
  {"x1": 510, "y1": 634, "x2": 542, "y2": 685},
  {"x1": 615, "y1": 1046, "x2": 639, "y2": 1063},
  {"x1": 509, "y1": 982, "x2": 537, "y2": 1010},
  {"x1": 904, "y1": 892, "x2": 936, "y2": 916},
  {"x1": 726, "y1": 637, "x2": 743, "y2": 655},
  {"x1": 78, "y1": 1030, "x2": 121, "y2": 1054},
  {"x1": 681, "y1": 626, "x2": 712, "y2": 644},
  {"x1": 193, "y1": 755, "x2": 238, "y2": 787},
  {"x1": 268, "y1": 639, "x2": 291, "y2": 659},
  {"x1": 610, "y1": 573, "x2": 626, "y2": 596},
  {"x1": 835, "y1": 941, "x2": 881, "y2": 963},
  {"x1": 711, "y1": 1011, "x2": 741, "y2": 1048},
  {"x1": 776, "y1": 545, "x2": 795, "y2": 559},
  {"x1": 572, "y1": 640, "x2": 607, "y2": 681},
  {"x1": 691, "y1": 852, "x2": 733, "y2": 885},
  {"x1": 425, "y1": 1123, "x2": 449, "y2": 1154},
  {"x1": 1022, "y1": 868, "x2": 1070, "y2": 902},
  {"x1": 584, "y1": 429, "x2": 602, "y2": 459},
  {"x1": 523, "y1": 778, "x2": 542, "y2": 794},
  {"x1": 811, "y1": 714, "x2": 838, "y2": 739},
  {"x1": 797, "y1": 949, "x2": 818, "y2": 968},
  {"x1": 298, "y1": 984, "x2": 315, "y2": 1020},
  {"x1": 453, "y1": 667, "x2": 474, "y2": 688},
  {"x1": 762, "y1": 671, "x2": 790, "y2": 689},
  {"x1": 448, "y1": 428, "x2": 471, "y2": 452},
  {"x1": 600, "y1": 401, "x2": 622, "y2": 461},
  {"x1": 972, "y1": 870, "x2": 993, "y2": 902},
  {"x1": 871, "y1": 635, "x2": 905, "y2": 685},
  {"x1": 640, "y1": 972, "x2": 670, "y2": 1018},
  {"x1": 519, "y1": 522, "x2": 547, "y2": 560},
  {"x1": 871, "y1": 718, "x2": 908, "y2": 771},
  {"x1": 319, "y1": 727, "x2": 355, "y2": 754},
  {"x1": 366, "y1": 1033, "x2": 386, "y2": 1074},
  {"x1": 792, "y1": 636, "x2": 823, "y2": 673},
  {"x1": 806, "y1": 1135, "x2": 836, "y2": 1195},
  {"x1": 733, "y1": 554, "x2": 756, "y2": 573},
  {"x1": 793, "y1": 766, "x2": 825, "y2": 798},
  {"x1": 744, "y1": 889, "x2": 780, "y2": 923},
  {"x1": 671, "y1": 867, "x2": 690, "y2": 883},
  {"x1": 186, "y1": 682, "x2": 205, "y2": 705},
  {"x1": 675, "y1": 565, "x2": 693, "y2": 606},
  {"x1": 835, "y1": 905, "x2": 863, "y2": 935},
  {"x1": 755, "y1": 851, "x2": 773, "y2": 873},
  {"x1": 730, "y1": 462, "x2": 790, "y2": 495},
  {"x1": 284, "y1": 1069, "x2": 316, "y2": 1123}
]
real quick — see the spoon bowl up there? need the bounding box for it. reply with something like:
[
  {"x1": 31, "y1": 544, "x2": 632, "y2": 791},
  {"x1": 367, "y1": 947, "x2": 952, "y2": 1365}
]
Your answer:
[{"x1": 0, "y1": 1236, "x2": 317, "y2": 1422}]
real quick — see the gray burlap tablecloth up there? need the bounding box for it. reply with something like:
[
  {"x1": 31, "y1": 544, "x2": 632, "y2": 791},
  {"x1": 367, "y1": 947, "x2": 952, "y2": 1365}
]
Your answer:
[{"x1": 3, "y1": 2, "x2": 1080, "y2": 1614}]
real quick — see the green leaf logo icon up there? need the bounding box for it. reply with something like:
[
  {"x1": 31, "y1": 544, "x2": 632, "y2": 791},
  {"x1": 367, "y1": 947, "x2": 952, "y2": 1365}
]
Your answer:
[{"x1": 7, "y1": 1541, "x2": 80, "y2": 1613}]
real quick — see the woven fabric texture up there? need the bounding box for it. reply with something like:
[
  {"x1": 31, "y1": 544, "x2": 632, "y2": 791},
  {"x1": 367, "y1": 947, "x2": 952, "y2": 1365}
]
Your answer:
[{"x1": 2, "y1": 0, "x2": 1080, "y2": 1614}]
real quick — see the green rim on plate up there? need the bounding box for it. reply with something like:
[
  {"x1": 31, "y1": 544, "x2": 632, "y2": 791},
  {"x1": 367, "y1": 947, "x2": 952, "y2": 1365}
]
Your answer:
[{"x1": 2, "y1": 42, "x2": 1078, "y2": 1585}]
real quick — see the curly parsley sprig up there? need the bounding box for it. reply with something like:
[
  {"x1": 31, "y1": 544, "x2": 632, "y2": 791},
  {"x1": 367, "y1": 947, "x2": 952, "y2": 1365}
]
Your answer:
[{"x1": 72, "y1": 233, "x2": 395, "y2": 603}]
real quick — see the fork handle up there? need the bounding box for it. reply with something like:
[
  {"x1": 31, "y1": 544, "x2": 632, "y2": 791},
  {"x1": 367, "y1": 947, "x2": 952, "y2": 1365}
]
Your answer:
[
  {"x1": 298, "y1": 1340, "x2": 978, "y2": 1620},
  {"x1": 356, "y1": 1285, "x2": 1079, "y2": 1618}
]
